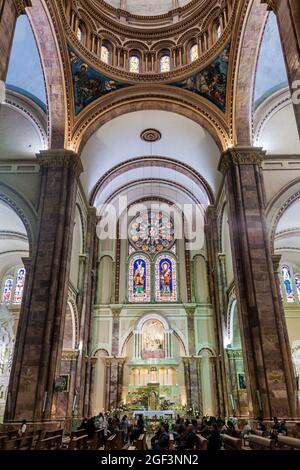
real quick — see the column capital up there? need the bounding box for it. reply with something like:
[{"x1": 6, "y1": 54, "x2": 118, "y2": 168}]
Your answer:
[
  {"x1": 37, "y1": 150, "x2": 83, "y2": 178},
  {"x1": 272, "y1": 254, "x2": 282, "y2": 273},
  {"x1": 13, "y1": 0, "x2": 32, "y2": 16},
  {"x1": 218, "y1": 147, "x2": 266, "y2": 175},
  {"x1": 21, "y1": 256, "x2": 32, "y2": 272}
]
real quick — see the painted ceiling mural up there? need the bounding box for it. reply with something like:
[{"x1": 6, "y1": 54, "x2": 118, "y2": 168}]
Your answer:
[
  {"x1": 70, "y1": 45, "x2": 230, "y2": 115},
  {"x1": 174, "y1": 46, "x2": 230, "y2": 112},
  {"x1": 70, "y1": 50, "x2": 130, "y2": 115}
]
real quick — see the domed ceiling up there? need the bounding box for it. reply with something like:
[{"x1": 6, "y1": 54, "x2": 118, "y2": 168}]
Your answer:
[{"x1": 104, "y1": 0, "x2": 192, "y2": 16}]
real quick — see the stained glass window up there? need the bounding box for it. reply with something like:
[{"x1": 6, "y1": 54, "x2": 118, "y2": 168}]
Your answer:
[
  {"x1": 77, "y1": 27, "x2": 83, "y2": 42},
  {"x1": 13, "y1": 268, "x2": 26, "y2": 304},
  {"x1": 129, "y1": 255, "x2": 151, "y2": 303},
  {"x1": 216, "y1": 22, "x2": 222, "y2": 39},
  {"x1": 101, "y1": 46, "x2": 109, "y2": 64},
  {"x1": 2, "y1": 279, "x2": 13, "y2": 304},
  {"x1": 295, "y1": 275, "x2": 300, "y2": 301},
  {"x1": 160, "y1": 55, "x2": 171, "y2": 73},
  {"x1": 155, "y1": 255, "x2": 177, "y2": 302},
  {"x1": 129, "y1": 210, "x2": 174, "y2": 253},
  {"x1": 281, "y1": 266, "x2": 294, "y2": 303},
  {"x1": 130, "y1": 56, "x2": 140, "y2": 73},
  {"x1": 190, "y1": 44, "x2": 199, "y2": 62}
]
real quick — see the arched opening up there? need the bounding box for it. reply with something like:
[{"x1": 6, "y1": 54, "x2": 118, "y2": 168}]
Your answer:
[{"x1": 0, "y1": 199, "x2": 29, "y2": 423}]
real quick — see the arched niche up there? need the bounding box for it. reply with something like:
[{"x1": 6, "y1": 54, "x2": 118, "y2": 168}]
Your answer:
[
  {"x1": 91, "y1": 349, "x2": 109, "y2": 415},
  {"x1": 198, "y1": 348, "x2": 217, "y2": 417},
  {"x1": 193, "y1": 255, "x2": 209, "y2": 303},
  {"x1": 62, "y1": 301, "x2": 77, "y2": 351},
  {"x1": 96, "y1": 256, "x2": 113, "y2": 305}
]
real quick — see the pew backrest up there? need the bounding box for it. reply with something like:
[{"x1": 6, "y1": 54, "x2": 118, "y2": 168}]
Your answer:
[
  {"x1": 248, "y1": 435, "x2": 275, "y2": 450},
  {"x1": 68, "y1": 434, "x2": 89, "y2": 451},
  {"x1": 223, "y1": 434, "x2": 242, "y2": 450},
  {"x1": 37, "y1": 435, "x2": 62, "y2": 450},
  {"x1": 278, "y1": 435, "x2": 300, "y2": 450},
  {"x1": 136, "y1": 433, "x2": 147, "y2": 451},
  {"x1": 197, "y1": 434, "x2": 208, "y2": 450}
]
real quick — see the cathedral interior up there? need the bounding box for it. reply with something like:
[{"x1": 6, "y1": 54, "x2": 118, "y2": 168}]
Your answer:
[{"x1": 0, "y1": 0, "x2": 300, "y2": 446}]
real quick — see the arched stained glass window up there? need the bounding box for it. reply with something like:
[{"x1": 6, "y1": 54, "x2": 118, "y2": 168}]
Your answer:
[
  {"x1": 281, "y1": 266, "x2": 295, "y2": 303},
  {"x1": 155, "y1": 255, "x2": 177, "y2": 302},
  {"x1": 77, "y1": 27, "x2": 83, "y2": 42},
  {"x1": 190, "y1": 44, "x2": 199, "y2": 62},
  {"x1": 130, "y1": 56, "x2": 140, "y2": 73},
  {"x1": 13, "y1": 268, "x2": 26, "y2": 304},
  {"x1": 216, "y1": 21, "x2": 222, "y2": 39},
  {"x1": 295, "y1": 275, "x2": 300, "y2": 301},
  {"x1": 2, "y1": 279, "x2": 13, "y2": 304},
  {"x1": 101, "y1": 45, "x2": 109, "y2": 64},
  {"x1": 129, "y1": 255, "x2": 151, "y2": 303},
  {"x1": 160, "y1": 55, "x2": 171, "y2": 73}
]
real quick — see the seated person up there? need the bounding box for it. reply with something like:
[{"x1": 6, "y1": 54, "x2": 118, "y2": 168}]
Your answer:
[
  {"x1": 151, "y1": 423, "x2": 169, "y2": 450},
  {"x1": 177, "y1": 424, "x2": 198, "y2": 450},
  {"x1": 208, "y1": 423, "x2": 222, "y2": 451}
]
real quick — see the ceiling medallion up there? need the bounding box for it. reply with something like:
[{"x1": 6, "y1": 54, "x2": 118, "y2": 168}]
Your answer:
[{"x1": 141, "y1": 129, "x2": 162, "y2": 143}]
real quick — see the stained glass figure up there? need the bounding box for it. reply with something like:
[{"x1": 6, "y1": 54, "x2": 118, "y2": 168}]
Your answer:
[
  {"x1": 14, "y1": 268, "x2": 26, "y2": 304},
  {"x1": 130, "y1": 56, "x2": 140, "y2": 73},
  {"x1": 101, "y1": 46, "x2": 109, "y2": 64},
  {"x1": 2, "y1": 279, "x2": 13, "y2": 304},
  {"x1": 160, "y1": 55, "x2": 171, "y2": 73},
  {"x1": 155, "y1": 255, "x2": 177, "y2": 302},
  {"x1": 129, "y1": 255, "x2": 150, "y2": 303},
  {"x1": 295, "y1": 275, "x2": 300, "y2": 301},
  {"x1": 77, "y1": 27, "x2": 83, "y2": 42},
  {"x1": 190, "y1": 44, "x2": 199, "y2": 62},
  {"x1": 129, "y1": 211, "x2": 174, "y2": 253},
  {"x1": 281, "y1": 266, "x2": 294, "y2": 303}
]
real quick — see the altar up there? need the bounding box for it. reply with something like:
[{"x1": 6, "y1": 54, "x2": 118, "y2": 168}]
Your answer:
[{"x1": 132, "y1": 410, "x2": 175, "y2": 418}]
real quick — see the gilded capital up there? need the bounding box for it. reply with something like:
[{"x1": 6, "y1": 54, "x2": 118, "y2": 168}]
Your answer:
[
  {"x1": 219, "y1": 147, "x2": 266, "y2": 175},
  {"x1": 37, "y1": 150, "x2": 83, "y2": 178}
]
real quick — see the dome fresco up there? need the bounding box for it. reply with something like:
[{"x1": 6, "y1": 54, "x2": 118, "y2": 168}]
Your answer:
[{"x1": 104, "y1": 0, "x2": 192, "y2": 16}]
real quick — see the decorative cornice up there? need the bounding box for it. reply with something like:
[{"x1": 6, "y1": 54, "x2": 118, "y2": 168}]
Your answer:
[
  {"x1": 13, "y1": 0, "x2": 31, "y2": 16},
  {"x1": 37, "y1": 150, "x2": 83, "y2": 178},
  {"x1": 218, "y1": 147, "x2": 266, "y2": 175},
  {"x1": 61, "y1": 351, "x2": 79, "y2": 361}
]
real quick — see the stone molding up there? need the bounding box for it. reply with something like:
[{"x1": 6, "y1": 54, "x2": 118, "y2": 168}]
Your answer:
[{"x1": 13, "y1": 0, "x2": 31, "y2": 16}]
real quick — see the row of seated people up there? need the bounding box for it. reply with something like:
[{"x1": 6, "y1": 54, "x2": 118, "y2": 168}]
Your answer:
[{"x1": 1, "y1": 414, "x2": 300, "y2": 451}]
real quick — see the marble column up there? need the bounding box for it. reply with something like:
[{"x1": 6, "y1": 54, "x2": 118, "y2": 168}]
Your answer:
[
  {"x1": 263, "y1": 0, "x2": 300, "y2": 136},
  {"x1": 185, "y1": 309, "x2": 203, "y2": 413},
  {"x1": 0, "y1": 0, "x2": 31, "y2": 82},
  {"x1": 219, "y1": 147, "x2": 297, "y2": 419},
  {"x1": 5, "y1": 150, "x2": 83, "y2": 425}
]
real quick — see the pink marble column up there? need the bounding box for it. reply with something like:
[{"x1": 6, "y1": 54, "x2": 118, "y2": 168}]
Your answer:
[
  {"x1": 5, "y1": 150, "x2": 83, "y2": 425},
  {"x1": 219, "y1": 147, "x2": 297, "y2": 419}
]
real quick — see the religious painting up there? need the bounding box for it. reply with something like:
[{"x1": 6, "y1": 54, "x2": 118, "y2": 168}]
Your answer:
[
  {"x1": 237, "y1": 373, "x2": 247, "y2": 390},
  {"x1": 128, "y1": 255, "x2": 151, "y2": 303},
  {"x1": 173, "y1": 45, "x2": 230, "y2": 112},
  {"x1": 54, "y1": 375, "x2": 70, "y2": 393},
  {"x1": 142, "y1": 320, "x2": 165, "y2": 359},
  {"x1": 129, "y1": 210, "x2": 175, "y2": 254},
  {"x1": 70, "y1": 50, "x2": 129, "y2": 114},
  {"x1": 281, "y1": 266, "x2": 295, "y2": 303},
  {"x1": 155, "y1": 255, "x2": 177, "y2": 302}
]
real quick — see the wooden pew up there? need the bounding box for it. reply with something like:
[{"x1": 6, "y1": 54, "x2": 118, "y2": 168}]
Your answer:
[
  {"x1": 19, "y1": 436, "x2": 34, "y2": 450},
  {"x1": 248, "y1": 435, "x2": 275, "y2": 450},
  {"x1": 88, "y1": 429, "x2": 104, "y2": 450},
  {"x1": 68, "y1": 434, "x2": 89, "y2": 450},
  {"x1": 37, "y1": 435, "x2": 62, "y2": 450},
  {"x1": 136, "y1": 433, "x2": 147, "y2": 451},
  {"x1": 196, "y1": 434, "x2": 208, "y2": 450},
  {"x1": 43, "y1": 429, "x2": 64, "y2": 440},
  {"x1": 105, "y1": 434, "x2": 118, "y2": 450},
  {"x1": 277, "y1": 435, "x2": 300, "y2": 450},
  {"x1": 222, "y1": 435, "x2": 242, "y2": 450},
  {"x1": 71, "y1": 429, "x2": 87, "y2": 439},
  {"x1": 0, "y1": 435, "x2": 7, "y2": 450},
  {"x1": 3, "y1": 438, "x2": 21, "y2": 450}
]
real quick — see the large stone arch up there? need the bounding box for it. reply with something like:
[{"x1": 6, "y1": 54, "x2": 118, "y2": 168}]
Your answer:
[
  {"x1": 233, "y1": 0, "x2": 268, "y2": 145},
  {"x1": 0, "y1": 183, "x2": 37, "y2": 255},
  {"x1": 26, "y1": 0, "x2": 67, "y2": 148},
  {"x1": 71, "y1": 86, "x2": 231, "y2": 153}
]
